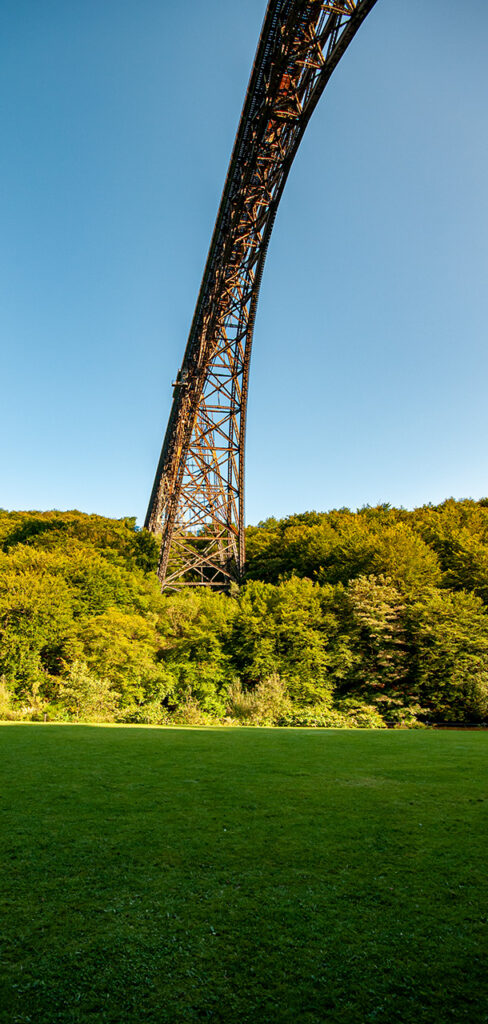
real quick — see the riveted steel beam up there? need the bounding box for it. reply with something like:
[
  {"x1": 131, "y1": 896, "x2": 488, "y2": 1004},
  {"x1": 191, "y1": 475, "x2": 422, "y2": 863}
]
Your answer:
[{"x1": 145, "y1": 0, "x2": 378, "y2": 589}]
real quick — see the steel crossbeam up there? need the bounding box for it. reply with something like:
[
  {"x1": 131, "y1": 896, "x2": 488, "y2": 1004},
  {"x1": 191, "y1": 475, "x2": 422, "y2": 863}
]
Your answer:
[{"x1": 145, "y1": 0, "x2": 378, "y2": 589}]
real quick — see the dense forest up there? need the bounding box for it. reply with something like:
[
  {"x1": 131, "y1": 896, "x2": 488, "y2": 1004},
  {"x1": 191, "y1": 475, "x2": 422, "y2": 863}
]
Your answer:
[{"x1": 1, "y1": 499, "x2": 488, "y2": 727}]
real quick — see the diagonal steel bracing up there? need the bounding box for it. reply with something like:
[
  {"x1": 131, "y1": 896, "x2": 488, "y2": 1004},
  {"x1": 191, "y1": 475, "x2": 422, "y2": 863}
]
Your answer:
[{"x1": 145, "y1": 0, "x2": 378, "y2": 589}]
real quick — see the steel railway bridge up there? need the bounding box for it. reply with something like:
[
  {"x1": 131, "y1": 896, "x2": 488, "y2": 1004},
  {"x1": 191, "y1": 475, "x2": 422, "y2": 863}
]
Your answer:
[{"x1": 145, "y1": 0, "x2": 378, "y2": 589}]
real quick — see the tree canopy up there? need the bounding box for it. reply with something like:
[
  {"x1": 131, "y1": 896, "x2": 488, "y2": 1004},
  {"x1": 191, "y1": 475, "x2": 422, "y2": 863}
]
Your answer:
[{"x1": 1, "y1": 500, "x2": 488, "y2": 726}]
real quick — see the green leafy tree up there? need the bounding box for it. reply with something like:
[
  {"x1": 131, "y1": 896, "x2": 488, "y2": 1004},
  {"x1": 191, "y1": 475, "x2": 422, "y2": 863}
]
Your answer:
[
  {"x1": 343, "y1": 574, "x2": 410, "y2": 694},
  {"x1": 159, "y1": 589, "x2": 237, "y2": 715},
  {"x1": 0, "y1": 548, "x2": 76, "y2": 700},
  {"x1": 408, "y1": 588, "x2": 488, "y2": 721},
  {"x1": 77, "y1": 608, "x2": 167, "y2": 705},
  {"x1": 230, "y1": 577, "x2": 345, "y2": 705}
]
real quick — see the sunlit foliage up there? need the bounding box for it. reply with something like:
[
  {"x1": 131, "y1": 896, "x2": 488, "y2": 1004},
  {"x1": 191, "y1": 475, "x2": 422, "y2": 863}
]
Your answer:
[{"x1": 1, "y1": 501, "x2": 488, "y2": 724}]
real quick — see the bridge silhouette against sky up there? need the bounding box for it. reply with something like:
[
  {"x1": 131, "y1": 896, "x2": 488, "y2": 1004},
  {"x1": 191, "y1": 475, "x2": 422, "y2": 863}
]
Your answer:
[{"x1": 145, "y1": 0, "x2": 378, "y2": 590}]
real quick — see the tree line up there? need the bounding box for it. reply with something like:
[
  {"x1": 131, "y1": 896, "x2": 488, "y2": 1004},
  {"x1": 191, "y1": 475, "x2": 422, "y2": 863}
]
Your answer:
[{"x1": 1, "y1": 499, "x2": 488, "y2": 726}]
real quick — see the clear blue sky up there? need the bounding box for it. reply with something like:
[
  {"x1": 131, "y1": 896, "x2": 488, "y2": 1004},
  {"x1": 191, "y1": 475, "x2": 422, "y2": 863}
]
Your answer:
[{"x1": 1, "y1": 0, "x2": 487, "y2": 525}]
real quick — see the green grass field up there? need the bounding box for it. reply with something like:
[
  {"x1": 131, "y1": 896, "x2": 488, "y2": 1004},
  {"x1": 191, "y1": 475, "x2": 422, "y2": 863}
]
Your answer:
[{"x1": 1, "y1": 726, "x2": 487, "y2": 1024}]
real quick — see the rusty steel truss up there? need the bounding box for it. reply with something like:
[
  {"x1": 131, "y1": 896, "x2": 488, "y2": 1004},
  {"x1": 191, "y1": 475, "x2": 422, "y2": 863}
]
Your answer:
[{"x1": 145, "y1": 0, "x2": 378, "y2": 589}]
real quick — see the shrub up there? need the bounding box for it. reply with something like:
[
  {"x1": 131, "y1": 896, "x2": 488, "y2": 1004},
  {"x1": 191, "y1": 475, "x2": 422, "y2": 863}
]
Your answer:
[
  {"x1": 57, "y1": 661, "x2": 120, "y2": 721},
  {"x1": 333, "y1": 699, "x2": 387, "y2": 729},
  {"x1": 226, "y1": 674, "x2": 293, "y2": 726},
  {"x1": 117, "y1": 700, "x2": 170, "y2": 726},
  {"x1": 172, "y1": 696, "x2": 218, "y2": 726},
  {"x1": 281, "y1": 704, "x2": 352, "y2": 728},
  {"x1": 0, "y1": 676, "x2": 21, "y2": 721},
  {"x1": 282, "y1": 701, "x2": 387, "y2": 729}
]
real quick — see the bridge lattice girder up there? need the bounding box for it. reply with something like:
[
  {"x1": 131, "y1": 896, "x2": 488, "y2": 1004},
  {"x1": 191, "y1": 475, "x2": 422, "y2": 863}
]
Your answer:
[{"x1": 145, "y1": 0, "x2": 377, "y2": 589}]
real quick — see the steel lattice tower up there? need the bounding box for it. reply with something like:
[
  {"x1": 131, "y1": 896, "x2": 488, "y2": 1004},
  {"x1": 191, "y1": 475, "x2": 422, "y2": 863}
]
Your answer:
[{"x1": 145, "y1": 0, "x2": 378, "y2": 589}]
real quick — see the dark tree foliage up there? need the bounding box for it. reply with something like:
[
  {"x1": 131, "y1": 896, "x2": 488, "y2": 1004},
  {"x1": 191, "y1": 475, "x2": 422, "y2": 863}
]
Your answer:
[{"x1": 1, "y1": 501, "x2": 488, "y2": 725}]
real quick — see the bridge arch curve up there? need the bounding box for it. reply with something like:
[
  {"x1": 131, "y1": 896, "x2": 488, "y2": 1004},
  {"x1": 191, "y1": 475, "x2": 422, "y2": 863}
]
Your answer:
[{"x1": 145, "y1": 0, "x2": 378, "y2": 588}]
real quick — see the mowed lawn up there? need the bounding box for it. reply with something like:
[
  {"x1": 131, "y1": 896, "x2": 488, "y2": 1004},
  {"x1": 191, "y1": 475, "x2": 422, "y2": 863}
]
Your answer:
[{"x1": 1, "y1": 727, "x2": 487, "y2": 1024}]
